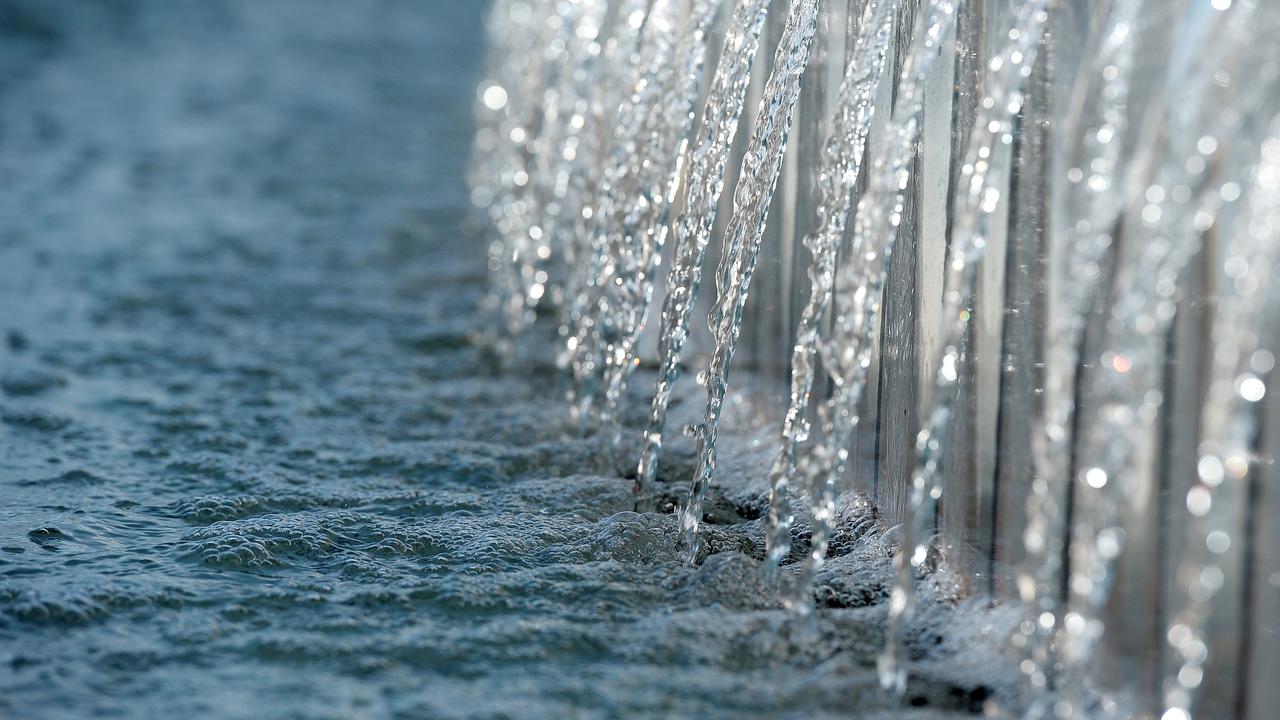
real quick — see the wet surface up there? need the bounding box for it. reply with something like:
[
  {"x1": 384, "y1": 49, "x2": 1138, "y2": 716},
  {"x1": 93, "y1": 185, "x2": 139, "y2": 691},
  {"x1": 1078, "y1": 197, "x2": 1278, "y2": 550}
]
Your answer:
[{"x1": 0, "y1": 2, "x2": 1006, "y2": 717}]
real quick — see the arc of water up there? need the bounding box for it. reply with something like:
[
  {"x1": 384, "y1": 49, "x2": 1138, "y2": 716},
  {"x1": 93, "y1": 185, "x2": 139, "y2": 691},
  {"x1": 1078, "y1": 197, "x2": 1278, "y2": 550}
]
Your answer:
[
  {"x1": 565, "y1": 0, "x2": 675, "y2": 392},
  {"x1": 470, "y1": 0, "x2": 516, "y2": 348},
  {"x1": 564, "y1": 0, "x2": 708, "y2": 424},
  {"x1": 510, "y1": 0, "x2": 611, "y2": 324},
  {"x1": 634, "y1": 0, "x2": 773, "y2": 509},
  {"x1": 699, "y1": 0, "x2": 963, "y2": 660},
  {"x1": 759, "y1": 0, "x2": 899, "y2": 595},
  {"x1": 877, "y1": 0, "x2": 1051, "y2": 697},
  {"x1": 502, "y1": 1, "x2": 582, "y2": 341},
  {"x1": 560, "y1": 0, "x2": 655, "y2": 269},
  {"x1": 1153, "y1": 11, "x2": 1280, "y2": 720},
  {"x1": 678, "y1": 0, "x2": 825, "y2": 563},
  {"x1": 468, "y1": 0, "x2": 518, "y2": 212},
  {"x1": 803, "y1": 0, "x2": 959, "y2": 612}
]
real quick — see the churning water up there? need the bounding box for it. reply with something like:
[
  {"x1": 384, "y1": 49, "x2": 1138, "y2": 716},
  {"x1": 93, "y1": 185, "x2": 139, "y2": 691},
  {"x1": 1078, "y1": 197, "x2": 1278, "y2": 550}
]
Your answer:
[{"x1": 0, "y1": 1, "x2": 1001, "y2": 718}]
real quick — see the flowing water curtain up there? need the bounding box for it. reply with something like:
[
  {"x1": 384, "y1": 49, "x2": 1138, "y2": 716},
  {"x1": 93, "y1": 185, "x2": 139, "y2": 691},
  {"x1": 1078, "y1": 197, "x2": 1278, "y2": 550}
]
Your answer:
[
  {"x1": 1152, "y1": 118, "x2": 1280, "y2": 720},
  {"x1": 678, "y1": 0, "x2": 825, "y2": 563},
  {"x1": 471, "y1": 2, "x2": 1280, "y2": 715},
  {"x1": 734, "y1": 0, "x2": 963, "y2": 630},
  {"x1": 468, "y1": 0, "x2": 518, "y2": 229},
  {"x1": 508, "y1": 0, "x2": 607, "y2": 327},
  {"x1": 634, "y1": 0, "x2": 774, "y2": 509},
  {"x1": 877, "y1": 0, "x2": 1051, "y2": 695},
  {"x1": 759, "y1": 0, "x2": 900, "y2": 601},
  {"x1": 565, "y1": 0, "x2": 688, "y2": 427},
  {"x1": 1034, "y1": 0, "x2": 1181, "y2": 709},
  {"x1": 1067, "y1": 1, "x2": 1280, "y2": 716},
  {"x1": 558, "y1": 0, "x2": 655, "y2": 284},
  {"x1": 470, "y1": 0, "x2": 508, "y2": 348},
  {"x1": 470, "y1": 0, "x2": 519, "y2": 327},
  {"x1": 1143, "y1": 5, "x2": 1280, "y2": 719},
  {"x1": 802, "y1": 0, "x2": 958, "y2": 615},
  {"x1": 1162, "y1": 113, "x2": 1280, "y2": 720},
  {"x1": 477, "y1": 0, "x2": 634, "y2": 356}
]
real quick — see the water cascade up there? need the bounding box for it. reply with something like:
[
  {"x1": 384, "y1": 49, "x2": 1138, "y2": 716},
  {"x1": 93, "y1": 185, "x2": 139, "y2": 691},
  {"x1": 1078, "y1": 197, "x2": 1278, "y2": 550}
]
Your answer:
[{"x1": 472, "y1": 0, "x2": 1280, "y2": 717}]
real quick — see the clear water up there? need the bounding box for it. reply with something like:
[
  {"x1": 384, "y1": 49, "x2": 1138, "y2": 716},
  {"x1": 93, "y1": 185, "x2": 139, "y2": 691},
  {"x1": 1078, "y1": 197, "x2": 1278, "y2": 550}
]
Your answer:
[
  {"x1": 472, "y1": 0, "x2": 1280, "y2": 716},
  {"x1": 0, "y1": 2, "x2": 1006, "y2": 718}
]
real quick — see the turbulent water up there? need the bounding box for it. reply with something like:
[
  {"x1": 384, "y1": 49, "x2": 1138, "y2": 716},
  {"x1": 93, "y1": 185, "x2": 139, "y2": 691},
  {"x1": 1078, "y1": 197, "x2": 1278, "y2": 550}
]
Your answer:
[{"x1": 0, "y1": 2, "x2": 1009, "y2": 718}]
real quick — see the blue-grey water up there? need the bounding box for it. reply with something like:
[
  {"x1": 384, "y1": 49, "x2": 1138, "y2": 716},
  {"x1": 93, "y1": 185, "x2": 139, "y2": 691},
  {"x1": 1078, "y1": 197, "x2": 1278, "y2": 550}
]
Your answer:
[{"x1": 0, "y1": 2, "x2": 1001, "y2": 717}]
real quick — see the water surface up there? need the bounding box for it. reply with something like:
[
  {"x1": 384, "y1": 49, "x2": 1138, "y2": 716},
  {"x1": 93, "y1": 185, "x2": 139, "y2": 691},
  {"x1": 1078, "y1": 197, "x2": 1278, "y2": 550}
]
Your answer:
[{"x1": 0, "y1": 2, "x2": 999, "y2": 717}]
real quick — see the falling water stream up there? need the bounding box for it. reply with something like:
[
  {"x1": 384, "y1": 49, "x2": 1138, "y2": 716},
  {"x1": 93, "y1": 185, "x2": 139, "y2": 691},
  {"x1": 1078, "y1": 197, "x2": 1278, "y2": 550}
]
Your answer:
[
  {"x1": 476, "y1": 0, "x2": 1280, "y2": 717},
  {"x1": 676, "y1": 0, "x2": 823, "y2": 562},
  {"x1": 762, "y1": 0, "x2": 898, "y2": 598},
  {"x1": 879, "y1": 0, "x2": 1050, "y2": 696},
  {"x1": 635, "y1": 0, "x2": 773, "y2": 509},
  {"x1": 1019, "y1": 0, "x2": 1146, "y2": 709}
]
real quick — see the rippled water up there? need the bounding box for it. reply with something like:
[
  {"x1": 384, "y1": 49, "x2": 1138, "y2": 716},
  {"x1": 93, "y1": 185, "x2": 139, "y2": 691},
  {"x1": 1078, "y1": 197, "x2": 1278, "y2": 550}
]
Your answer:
[{"x1": 0, "y1": 2, "x2": 1006, "y2": 717}]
